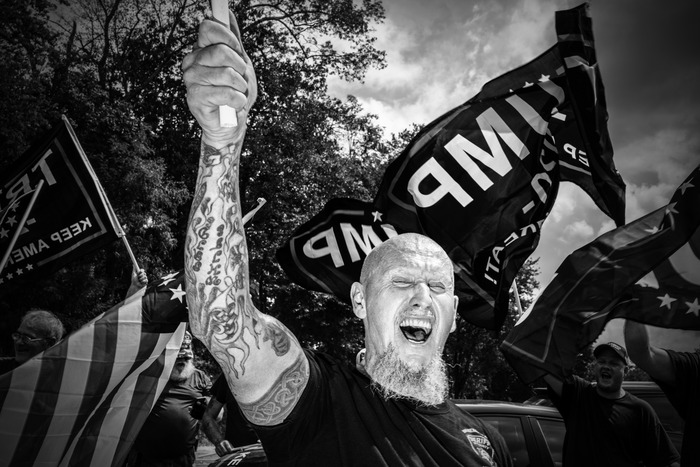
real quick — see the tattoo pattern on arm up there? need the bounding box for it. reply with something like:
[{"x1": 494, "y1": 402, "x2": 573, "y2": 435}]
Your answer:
[
  {"x1": 239, "y1": 353, "x2": 309, "y2": 426},
  {"x1": 186, "y1": 141, "x2": 295, "y2": 381}
]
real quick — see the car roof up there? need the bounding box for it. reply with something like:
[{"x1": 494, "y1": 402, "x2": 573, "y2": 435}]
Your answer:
[{"x1": 454, "y1": 399, "x2": 562, "y2": 418}]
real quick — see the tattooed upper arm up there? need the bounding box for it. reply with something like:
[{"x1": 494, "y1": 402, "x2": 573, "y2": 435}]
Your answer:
[{"x1": 239, "y1": 350, "x2": 309, "y2": 426}]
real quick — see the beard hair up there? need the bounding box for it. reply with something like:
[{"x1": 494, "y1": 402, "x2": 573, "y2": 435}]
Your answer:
[
  {"x1": 170, "y1": 358, "x2": 195, "y2": 382},
  {"x1": 367, "y1": 344, "x2": 448, "y2": 406}
]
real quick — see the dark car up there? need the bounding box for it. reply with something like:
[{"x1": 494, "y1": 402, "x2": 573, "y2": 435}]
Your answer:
[
  {"x1": 456, "y1": 400, "x2": 564, "y2": 467},
  {"x1": 208, "y1": 402, "x2": 564, "y2": 467},
  {"x1": 525, "y1": 380, "x2": 684, "y2": 453}
]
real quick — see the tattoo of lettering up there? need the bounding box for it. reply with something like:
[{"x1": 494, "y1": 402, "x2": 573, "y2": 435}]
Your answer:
[
  {"x1": 240, "y1": 354, "x2": 309, "y2": 425},
  {"x1": 187, "y1": 141, "x2": 264, "y2": 378}
]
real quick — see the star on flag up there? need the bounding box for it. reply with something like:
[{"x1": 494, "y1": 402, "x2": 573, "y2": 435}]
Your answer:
[
  {"x1": 169, "y1": 284, "x2": 186, "y2": 303},
  {"x1": 678, "y1": 180, "x2": 694, "y2": 195},
  {"x1": 657, "y1": 293, "x2": 676, "y2": 309},
  {"x1": 685, "y1": 298, "x2": 700, "y2": 317}
]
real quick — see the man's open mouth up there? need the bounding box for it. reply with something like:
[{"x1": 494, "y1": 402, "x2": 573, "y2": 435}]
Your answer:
[{"x1": 399, "y1": 318, "x2": 432, "y2": 343}]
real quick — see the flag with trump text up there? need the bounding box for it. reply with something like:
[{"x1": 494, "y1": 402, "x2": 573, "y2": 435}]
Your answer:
[
  {"x1": 372, "y1": 2, "x2": 623, "y2": 330},
  {"x1": 276, "y1": 4, "x2": 623, "y2": 330},
  {"x1": 501, "y1": 164, "x2": 700, "y2": 384},
  {"x1": 0, "y1": 116, "x2": 121, "y2": 292},
  {"x1": 276, "y1": 198, "x2": 400, "y2": 301},
  {"x1": 0, "y1": 271, "x2": 188, "y2": 467}
]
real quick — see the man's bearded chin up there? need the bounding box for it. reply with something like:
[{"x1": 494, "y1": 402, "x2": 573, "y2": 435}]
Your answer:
[
  {"x1": 170, "y1": 358, "x2": 195, "y2": 382},
  {"x1": 367, "y1": 344, "x2": 448, "y2": 406}
]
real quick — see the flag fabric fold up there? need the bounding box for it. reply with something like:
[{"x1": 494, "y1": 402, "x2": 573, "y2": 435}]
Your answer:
[
  {"x1": 0, "y1": 116, "x2": 121, "y2": 292},
  {"x1": 0, "y1": 271, "x2": 188, "y2": 467},
  {"x1": 501, "y1": 164, "x2": 700, "y2": 384}
]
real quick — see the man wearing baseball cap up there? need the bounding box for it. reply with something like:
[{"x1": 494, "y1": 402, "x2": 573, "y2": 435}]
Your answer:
[{"x1": 543, "y1": 341, "x2": 679, "y2": 466}]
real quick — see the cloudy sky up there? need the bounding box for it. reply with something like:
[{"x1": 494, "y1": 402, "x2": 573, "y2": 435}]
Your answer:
[{"x1": 329, "y1": 0, "x2": 700, "y2": 349}]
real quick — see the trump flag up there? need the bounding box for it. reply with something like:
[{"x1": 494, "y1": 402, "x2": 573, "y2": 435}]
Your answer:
[
  {"x1": 373, "y1": 3, "x2": 623, "y2": 330},
  {"x1": 0, "y1": 116, "x2": 121, "y2": 292},
  {"x1": 276, "y1": 198, "x2": 400, "y2": 301},
  {"x1": 0, "y1": 271, "x2": 188, "y2": 467}
]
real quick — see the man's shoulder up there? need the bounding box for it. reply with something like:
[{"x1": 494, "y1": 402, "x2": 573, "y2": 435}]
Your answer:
[
  {"x1": 621, "y1": 390, "x2": 655, "y2": 412},
  {"x1": 188, "y1": 368, "x2": 211, "y2": 391}
]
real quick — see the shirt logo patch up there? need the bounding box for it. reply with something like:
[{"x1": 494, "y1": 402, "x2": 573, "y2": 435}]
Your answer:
[{"x1": 462, "y1": 428, "x2": 497, "y2": 466}]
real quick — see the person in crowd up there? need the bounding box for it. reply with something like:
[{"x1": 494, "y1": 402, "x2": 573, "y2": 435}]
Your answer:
[
  {"x1": 181, "y1": 11, "x2": 512, "y2": 466},
  {"x1": 543, "y1": 341, "x2": 680, "y2": 466},
  {"x1": 125, "y1": 331, "x2": 211, "y2": 467},
  {"x1": 200, "y1": 374, "x2": 260, "y2": 457},
  {"x1": 0, "y1": 309, "x2": 65, "y2": 375},
  {"x1": 625, "y1": 320, "x2": 698, "y2": 467}
]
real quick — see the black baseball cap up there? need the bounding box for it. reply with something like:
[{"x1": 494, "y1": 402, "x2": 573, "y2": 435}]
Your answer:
[{"x1": 594, "y1": 342, "x2": 629, "y2": 365}]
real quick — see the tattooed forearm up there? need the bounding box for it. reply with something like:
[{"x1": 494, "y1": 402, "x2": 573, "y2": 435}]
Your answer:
[
  {"x1": 240, "y1": 353, "x2": 309, "y2": 426},
  {"x1": 186, "y1": 141, "x2": 258, "y2": 369}
]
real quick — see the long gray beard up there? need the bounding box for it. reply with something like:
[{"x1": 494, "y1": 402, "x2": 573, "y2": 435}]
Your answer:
[
  {"x1": 367, "y1": 344, "x2": 448, "y2": 406},
  {"x1": 170, "y1": 359, "x2": 195, "y2": 382}
]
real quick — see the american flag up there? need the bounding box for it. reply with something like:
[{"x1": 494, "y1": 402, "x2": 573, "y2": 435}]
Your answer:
[
  {"x1": 501, "y1": 164, "x2": 700, "y2": 384},
  {"x1": 0, "y1": 270, "x2": 188, "y2": 467}
]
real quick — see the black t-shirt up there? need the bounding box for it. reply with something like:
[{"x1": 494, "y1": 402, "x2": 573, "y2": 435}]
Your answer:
[
  {"x1": 656, "y1": 350, "x2": 700, "y2": 467},
  {"x1": 133, "y1": 368, "x2": 210, "y2": 458},
  {"x1": 211, "y1": 375, "x2": 260, "y2": 446},
  {"x1": 550, "y1": 376, "x2": 679, "y2": 467},
  {"x1": 254, "y1": 350, "x2": 512, "y2": 466}
]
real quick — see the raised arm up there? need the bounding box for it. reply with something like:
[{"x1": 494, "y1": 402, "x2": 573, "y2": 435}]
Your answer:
[
  {"x1": 623, "y1": 320, "x2": 674, "y2": 384},
  {"x1": 182, "y1": 11, "x2": 308, "y2": 425}
]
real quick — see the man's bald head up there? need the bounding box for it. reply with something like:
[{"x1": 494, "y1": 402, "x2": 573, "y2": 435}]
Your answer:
[{"x1": 360, "y1": 233, "x2": 454, "y2": 290}]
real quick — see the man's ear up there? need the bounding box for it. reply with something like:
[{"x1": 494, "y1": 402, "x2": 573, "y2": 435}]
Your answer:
[
  {"x1": 351, "y1": 282, "x2": 366, "y2": 319},
  {"x1": 450, "y1": 295, "x2": 459, "y2": 333}
]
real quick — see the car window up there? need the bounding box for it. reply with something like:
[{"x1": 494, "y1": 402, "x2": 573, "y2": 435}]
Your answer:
[
  {"x1": 479, "y1": 416, "x2": 529, "y2": 467},
  {"x1": 537, "y1": 418, "x2": 564, "y2": 467}
]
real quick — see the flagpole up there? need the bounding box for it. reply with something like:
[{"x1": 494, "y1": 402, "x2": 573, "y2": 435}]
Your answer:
[
  {"x1": 120, "y1": 232, "x2": 140, "y2": 272},
  {"x1": 210, "y1": 0, "x2": 238, "y2": 128},
  {"x1": 61, "y1": 116, "x2": 142, "y2": 274},
  {"x1": 0, "y1": 180, "x2": 45, "y2": 275},
  {"x1": 512, "y1": 280, "x2": 524, "y2": 318},
  {"x1": 242, "y1": 198, "x2": 266, "y2": 225}
]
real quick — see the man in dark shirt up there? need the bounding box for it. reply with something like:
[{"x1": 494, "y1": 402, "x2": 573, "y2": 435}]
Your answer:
[
  {"x1": 125, "y1": 331, "x2": 211, "y2": 467},
  {"x1": 181, "y1": 10, "x2": 512, "y2": 465},
  {"x1": 625, "y1": 320, "x2": 699, "y2": 467},
  {"x1": 545, "y1": 342, "x2": 679, "y2": 466}
]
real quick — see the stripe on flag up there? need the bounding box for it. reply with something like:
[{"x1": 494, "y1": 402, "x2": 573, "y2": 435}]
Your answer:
[{"x1": 0, "y1": 271, "x2": 188, "y2": 467}]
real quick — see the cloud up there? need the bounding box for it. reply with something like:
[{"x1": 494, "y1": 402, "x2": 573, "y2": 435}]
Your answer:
[{"x1": 563, "y1": 220, "x2": 594, "y2": 240}]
